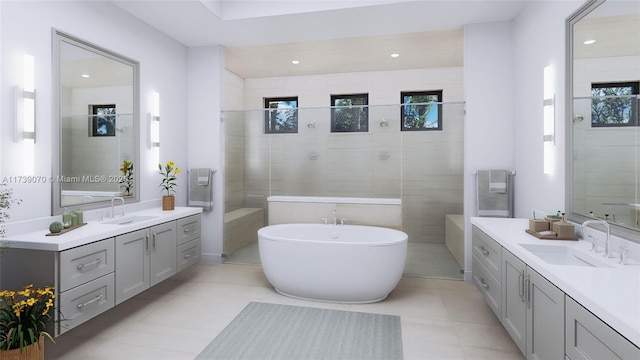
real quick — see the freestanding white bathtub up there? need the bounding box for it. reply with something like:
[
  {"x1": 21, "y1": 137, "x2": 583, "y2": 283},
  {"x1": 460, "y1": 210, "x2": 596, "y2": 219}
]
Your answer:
[{"x1": 258, "y1": 223, "x2": 408, "y2": 303}]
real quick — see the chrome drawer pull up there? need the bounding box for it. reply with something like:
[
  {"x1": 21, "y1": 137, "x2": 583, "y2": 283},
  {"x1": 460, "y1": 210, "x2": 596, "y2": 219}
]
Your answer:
[
  {"x1": 518, "y1": 271, "x2": 525, "y2": 300},
  {"x1": 77, "y1": 293, "x2": 103, "y2": 310},
  {"x1": 152, "y1": 233, "x2": 157, "y2": 251},
  {"x1": 77, "y1": 258, "x2": 101, "y2": 270},
  {"x1": 525, "y1": 275, "x2": 531, "y2": 308},
  {"x1": 184, "y1": 252, "x2": 195, "y2": 259},
  {"x1": 479, "y1": 277, "x2": 489, "y2": 289},
  {"x1": 480, "y1": 246, "x2": 489, "y2": 256},
  {"x1": 184, "y1": 228, "x2": 192, "y2": 233}
]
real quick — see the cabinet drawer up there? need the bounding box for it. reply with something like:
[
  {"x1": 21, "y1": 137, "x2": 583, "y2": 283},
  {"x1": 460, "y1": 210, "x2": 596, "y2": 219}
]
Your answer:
[
  {"x1": 566, "y1": 296, "x2": 640, "y2": 360},
  {"x1": 472, "y1": 226, "x2": 502, "y2": 281},
  {"x1": 177, "y1": 215, "x2": 201, "y2": 245},
  {"x1": 59, "y1": 238, "x2": 115, "y2": 292},
  {"x1": 58, "y1": 273, "x2": 115, "y2": 334},
  {"x1": 177, "y1": 238, "x2": 201, "y2": 272},
  {"x1": 472, "y1": 255, "x2": 501, "y2": 319}
]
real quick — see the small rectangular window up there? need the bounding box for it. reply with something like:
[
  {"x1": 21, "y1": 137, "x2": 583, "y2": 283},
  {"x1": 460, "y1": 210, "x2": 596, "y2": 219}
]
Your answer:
[
  {"x1": 89, "y1": 104, "x2": 116, "y2": 137},
  {"x1": 264, "y1": 97, "x2": 298, "y2": 134},
  {"x1": 591, "y1": 82, "x2": 639, "y2": 127},
  {"x1": 331, "y1": 94, "x2": 368, "y2": 132},
  {"x1": 401, "y1": 90, "x2": 443, "y2": 131}
]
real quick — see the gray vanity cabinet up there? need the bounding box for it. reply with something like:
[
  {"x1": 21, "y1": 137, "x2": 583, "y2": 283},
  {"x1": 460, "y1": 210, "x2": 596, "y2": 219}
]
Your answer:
[
  {"x1": 115, "y1": 228, "x2": 150, "y2": 304},
  {"x1": 502, "y1": 249, "x2": 527, "y2": 353},
  {"x1": 176, "y1": 215, "x2": 202, "y2": 272},
  {"x1": 565, "y1": 296, "x2": 640, "y2": 360},
  {"x1": 58, "y1": 238, "x2": 116, "y2": 335},
  {"x1": 472, "y1": 226, "x2": 502, "y2": 318},
  {"x1": 115, "y1": 221, "x2": 177, "y2": 304},
  {"x1": 148, "y1": 221, "x2": 177, "y2": 286},
  {"x1": 501, "y1": 248, "x2": 564, "y2": 360},
  {"x1": 525, "y1": 264, "x2": 564, "y2": 360}
]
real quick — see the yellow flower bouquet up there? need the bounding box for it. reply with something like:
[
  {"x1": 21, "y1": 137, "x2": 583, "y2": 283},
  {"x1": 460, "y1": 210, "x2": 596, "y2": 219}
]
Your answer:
[
  {"x1": 119, "y1": 160, "x2": 134, "y2": 196},
  {"x1": 0, "y1": 284, "x2": 55, "y2": 352},
  {"x1": 158, "y1": 161, "x2": 181, "y2": 196}
]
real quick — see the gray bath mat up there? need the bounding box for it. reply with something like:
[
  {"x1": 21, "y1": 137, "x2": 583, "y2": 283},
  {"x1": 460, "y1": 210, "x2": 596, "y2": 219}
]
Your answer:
[{"x1": 195, "y1": 301, "x2": 403, "y2": 360}]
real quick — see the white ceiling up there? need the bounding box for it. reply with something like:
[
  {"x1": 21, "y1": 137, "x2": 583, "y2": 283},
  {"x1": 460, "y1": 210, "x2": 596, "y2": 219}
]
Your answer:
[
  {"x1": 111, "y1": 0, "x2": 531, "y2": 77},
  {"x1": 112, "y1": 0, "x2": 529, "y2": 47}
]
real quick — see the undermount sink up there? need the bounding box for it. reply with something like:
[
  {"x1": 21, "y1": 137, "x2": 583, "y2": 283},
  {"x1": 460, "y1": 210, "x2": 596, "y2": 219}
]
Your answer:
[
  {"x1": 519, "y1": 244, "x2": 612, "y2": 268},
  {"x1": 102, "y1": 215, "x2": 157, "y2": 225}
]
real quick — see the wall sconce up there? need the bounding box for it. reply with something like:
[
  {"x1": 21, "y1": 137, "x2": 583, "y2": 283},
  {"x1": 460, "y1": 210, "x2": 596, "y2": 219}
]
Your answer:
[
  {"x1": 14, "y1": 55, "x2": 36, "y2": 143},
  {"x1": 543, "y1": 65, "x2": 555, "y2": 175},
  {"x1": 149, "y1": 92, "x2": 160, "y2": 166},
  {"x1": 14, "y1": 54, "x2": 36, "y2": 175}
]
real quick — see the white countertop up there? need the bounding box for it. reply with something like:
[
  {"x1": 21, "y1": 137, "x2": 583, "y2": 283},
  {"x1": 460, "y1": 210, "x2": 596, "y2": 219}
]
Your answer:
[
  {"x1": 471, "y1": 217, "x2": 640, "y2": 347},
  {"x1": 4, "y1": 207, "x2": 202, "y2": 252}
]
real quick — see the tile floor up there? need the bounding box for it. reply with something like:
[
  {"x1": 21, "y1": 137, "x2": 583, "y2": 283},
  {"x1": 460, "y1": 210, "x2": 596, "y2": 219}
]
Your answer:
[{"x1": 47, "y1": 264, "x2": 524, "y2": 360}]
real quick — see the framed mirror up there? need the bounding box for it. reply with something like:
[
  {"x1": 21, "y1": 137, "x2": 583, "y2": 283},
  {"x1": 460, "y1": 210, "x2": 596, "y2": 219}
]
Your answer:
[
  {"x1": 566, "y1": 0, "x2": 640, "y2": 242},
  {"x1": 52, "y1": 30, "x2": 140, "y2": 214}
]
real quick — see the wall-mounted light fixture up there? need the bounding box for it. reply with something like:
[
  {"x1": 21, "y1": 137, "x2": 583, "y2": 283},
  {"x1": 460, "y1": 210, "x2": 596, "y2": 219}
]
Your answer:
[
  {"x1": 543, "y1": 65, "x2": 555, "y2": 175},
  {"x1": 14, "y1": 55, "x2": 36, "y2": 143},
  {"x1": 149, "y1": 92, "x2": 160, "y2": 166},
  {"x1": 14, "y1": 54, "x2": 36, "y2": 175}
]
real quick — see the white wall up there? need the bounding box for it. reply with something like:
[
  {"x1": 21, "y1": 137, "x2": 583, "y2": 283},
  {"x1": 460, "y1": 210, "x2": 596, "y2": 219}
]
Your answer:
[
  {"x1": 0, "y1": 1, "x2": 188, "y2": 220},
  {"x1": 461, "y1": 1, "x2": 583, "y2": 281},
  {"x1": 187, "y1": 46, "x2": 225, "y2": 263},
  {"x1": 463, "y1": 21, "x2": 515, "y2": 280},
  {"x1": 512, "y1": 0, "x2": 583, "y2": 218}
]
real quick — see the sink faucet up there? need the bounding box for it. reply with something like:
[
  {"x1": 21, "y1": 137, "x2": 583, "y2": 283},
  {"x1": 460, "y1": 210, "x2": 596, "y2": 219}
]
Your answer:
[
  {"x1": 111, "y1": 197, "x2": 125, "y2": 219},
  {"x1": 582, "y1": 220, "x2": 613, "y2": 258},
  {"x1": 332, "y1": 210, "x2": 337, "y2": 226}
]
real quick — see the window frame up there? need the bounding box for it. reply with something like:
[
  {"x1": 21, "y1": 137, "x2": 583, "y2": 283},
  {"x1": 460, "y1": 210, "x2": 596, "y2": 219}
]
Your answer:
[
  {"x1": 590, "y1": 81, "x2": 639, "y2": 128},
  {"x1": 400, "y1": 90, "x2": 443, "y2": 131},
  {"x1": 330, "y1": 93, "x2": 369, "y2": 133},
  {"x1": 264, "y1": 96, "x2": 299, "y2": 134},
  {"x1": 89, "y1": 104, "x2": 117, "y2": 137}
]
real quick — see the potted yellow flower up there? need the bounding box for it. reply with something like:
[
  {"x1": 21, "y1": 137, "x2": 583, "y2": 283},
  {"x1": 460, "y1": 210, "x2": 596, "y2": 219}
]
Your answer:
[
  {"x1": 119, "y1": 160, "x2": 134, "y2": 197},
  {"x1": 0, "y1": 284, "x2": 55, "y2": 360},
  {"x1": 158, "y1": 161, "x2": 181, "y2": 210}
]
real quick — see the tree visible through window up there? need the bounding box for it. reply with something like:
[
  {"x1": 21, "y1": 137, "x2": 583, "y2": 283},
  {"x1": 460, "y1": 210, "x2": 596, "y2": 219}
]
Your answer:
[
  {"x1": 331, "y1": 94, "x2": 368, "y2": 132},
  {"x1": 401, "y1": 90, "x2": 442, "y2": 131},
  {"x1": 591, "y1": 82, "x2": 639, "y2": 127},
  {"x1": 264, "y1": 97, "x2": 298, "y2": 134},
  {"x1": 90, "y1": 104, "x2": 116, "y2": 137}
]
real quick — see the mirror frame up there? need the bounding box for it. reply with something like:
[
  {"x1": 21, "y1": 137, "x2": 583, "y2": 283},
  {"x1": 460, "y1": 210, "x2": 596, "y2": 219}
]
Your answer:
[
  {"x1": 565, "y1": 0, "x2": 640, "y2": 243},
  {"x1": 51, "y1": 29, "x2": 140, "y2": 215}
]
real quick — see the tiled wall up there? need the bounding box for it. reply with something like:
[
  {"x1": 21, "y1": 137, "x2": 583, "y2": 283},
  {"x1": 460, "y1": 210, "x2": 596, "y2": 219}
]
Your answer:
[{"x1": 224, "y1": 67, "x2": 464, "y2": 243}]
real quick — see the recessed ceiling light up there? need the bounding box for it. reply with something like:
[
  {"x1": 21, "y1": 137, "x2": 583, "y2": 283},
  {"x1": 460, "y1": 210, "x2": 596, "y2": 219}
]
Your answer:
[
  {"x1": 390, "y1": 53, "x2": 400, "y2": 58},
  {"x1": 291, "y1": 60, "x2": 300, "y2": 65},
  {"x1": 81, "y1": 74, "x2": 90, "y2": 78},
  {"x1": 583, "y1": 39, "x2": 596, "y2": 45}
]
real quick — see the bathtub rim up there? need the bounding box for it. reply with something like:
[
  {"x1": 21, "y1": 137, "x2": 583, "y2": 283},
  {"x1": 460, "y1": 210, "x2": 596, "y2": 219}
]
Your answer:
[
  {"x1": 257, "y1": 223, "x2": 408, "y2": 247},
  {"x1": 266, "y1": 195, "x2": 401, "y2": 205}
]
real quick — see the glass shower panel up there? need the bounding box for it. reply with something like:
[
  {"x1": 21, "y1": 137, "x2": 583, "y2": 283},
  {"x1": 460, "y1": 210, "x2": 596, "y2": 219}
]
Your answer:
[
  {"x1": 222, "y1": 102, "x2": 465, "y2": 279},
  {"x1": 400, "y1": 102, "x2": 465, "y2": 244}
]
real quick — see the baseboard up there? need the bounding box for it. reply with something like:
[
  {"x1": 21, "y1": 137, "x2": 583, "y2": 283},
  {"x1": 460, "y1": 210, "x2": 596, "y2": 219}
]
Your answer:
[{"x1": 201, "y1": 253, "x2": 224, "y2": 264}]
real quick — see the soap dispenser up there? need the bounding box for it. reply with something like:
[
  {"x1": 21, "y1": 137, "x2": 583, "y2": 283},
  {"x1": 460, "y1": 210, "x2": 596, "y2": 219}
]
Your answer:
[{"x1": 552, "y1": 213, "x2": 575, "y2": 239}]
